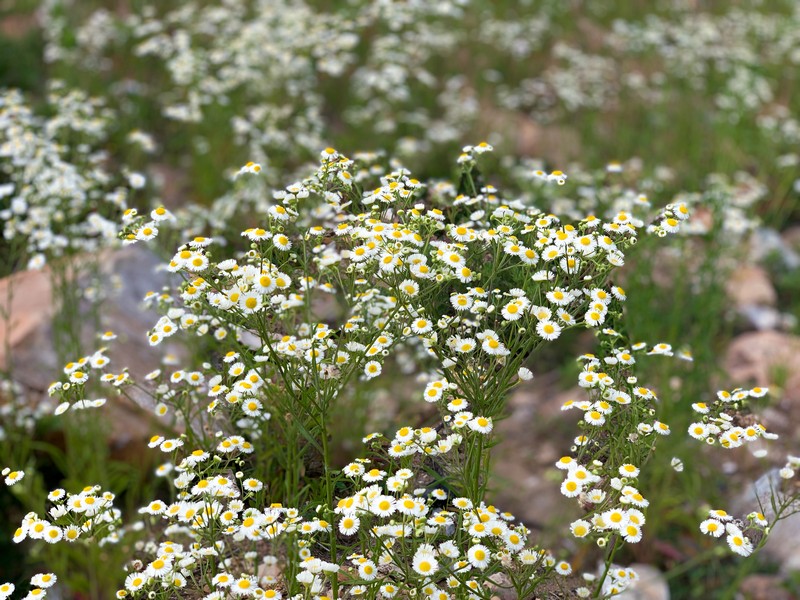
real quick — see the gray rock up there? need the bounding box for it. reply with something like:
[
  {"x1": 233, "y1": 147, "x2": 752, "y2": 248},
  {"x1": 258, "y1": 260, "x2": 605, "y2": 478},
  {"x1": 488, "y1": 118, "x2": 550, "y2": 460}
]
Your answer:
[
  {"x1": 733, "y1": 469, "x2": 800, "y2": 574},
  {"x1": 3, "y1": 245, "x2": 176, "y2": 391},
  {"x1": 752, "y1": 228, "x2": 800, "y2": 270},
  {"x1": 738, "y1": 305, "x2": 782, "y2": 331},
  {"x1": 617, "y1": 564, "x2": 669, "y2": 600},
  {"x1": 2, "y1": 245, "x2": 181, "y2": 455}
]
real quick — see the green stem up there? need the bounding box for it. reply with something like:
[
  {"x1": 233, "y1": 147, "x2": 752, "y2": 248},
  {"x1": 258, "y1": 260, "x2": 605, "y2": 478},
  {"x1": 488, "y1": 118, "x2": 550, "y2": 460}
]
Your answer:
[{"x1": 594, "y1": 536, "x2": 621, "y2": 598}]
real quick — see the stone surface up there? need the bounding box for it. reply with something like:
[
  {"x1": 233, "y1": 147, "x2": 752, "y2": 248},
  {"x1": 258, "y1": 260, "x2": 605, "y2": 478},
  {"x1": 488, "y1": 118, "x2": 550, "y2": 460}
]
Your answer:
[
  {"x1": 726, "y1": 265, "x2": 777, "y2": 309},
  {"x1": 733, "y1": 469, "x2": 800, "y2": 575},
  {"x1": 0, "y1": 268, "x2": 53, "y2": 371},
  {"x1": 739, "y1": 574, "x2": 794, "y2": 600},
  {"x1": 492, "y1": 375, "x2": 589, "y2": 537},
  {"x1": 5, "y1": 246, "x2": 174, "y2": 385},
  {"x1": 725, "y1": 331, "x2": 800, "y2": 404},
  {"x1": 781, "y1": 226, "x2": 800, "y2": 253},
  {"x1": 616, "y1": 564, "x2": 669, "y2": 600},
  {"x1": 479, "y1": 105, "x2": 581, "y2": 165},
  {"x1": 726, "y1": 330, "x2": 800, "y2": 576},
  {"x1": 1, "y1": 245, "x2": 179, "y2": 456},
  {"x1": 0, "y1": 13, "x2": 37, "y2": 39},
  {"x1": 751, "y1": 228, "x2": 800, "y2": 270},
  {"x1": 737, "y1": 305, "x2": 785, "y2": 331}
]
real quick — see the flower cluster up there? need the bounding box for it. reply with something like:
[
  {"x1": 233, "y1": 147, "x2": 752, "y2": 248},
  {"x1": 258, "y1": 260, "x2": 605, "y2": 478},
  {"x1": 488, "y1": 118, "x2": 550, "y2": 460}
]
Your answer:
[
  {"x1": 13, "y1": 485, "x2": 121, "y2": 547},
  {"x1": 0, "y1": 377, "x2": 54, "y2": 439},
  {"x1": 3, "y1": 467, "x2": 24, "y2": 486},
  {"x1": 551, "y1": 341, "x2": 693, "y2": 567},
  {"x1": 119, "y1": 205, "x2": 175, "y2": 246},
  {"x1": 78, "y1": 146, "x2": 695, "y2": 598},
  {"x1": 0, "y1": 573, "x2": 57, "y2": 600},
  {"x1": 0, "y1": 85, "x2": 134, "y2": 270},
  {"x1": 7, "y1": 138, "x2": 797, "y2": 600},
  {"x1": 46, "y1": 341, "x2": 132, "y2": 415},
  {"x1": 687, "y1": 387, "x2": 775, "y2": 449}
]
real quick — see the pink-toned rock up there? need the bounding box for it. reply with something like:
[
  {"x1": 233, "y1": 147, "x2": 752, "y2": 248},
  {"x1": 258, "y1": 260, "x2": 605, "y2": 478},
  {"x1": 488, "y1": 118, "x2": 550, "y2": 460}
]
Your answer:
[
  {"x1": 0, "y1": 268, "x2": 54, "y2": 370},
  {"x1": 740, "y1": 575, "x2": 793, "y2": 600},
  {"x1": 725, "y1": 331, "x2": 800, "y2": 448},
  {"x1": 492, "y1": 377, "x2": 589, "y2": 532},
  {"x1": 725, "y1": 332, "x2": 800, "y2": 402},
  {"x1": 478, "y1": 104, "x2": 581, "y2": 164},
  {"x1": 726, "y1": 265, "x2": 777, "y2": 308},
  {"x1": 0, "y1": 14, "x2": 38, "y2": 40},
  {"x1": 781, "y1": 226, "x2": 800, "y2": 251},
  {"x1": 1, "y1": 246, "x2": 179, "y2": 458}
]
